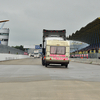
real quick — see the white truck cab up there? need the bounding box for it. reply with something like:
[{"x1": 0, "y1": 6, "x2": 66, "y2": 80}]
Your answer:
[
  {"x1": 34, "y1": 50, "x2": 40, "y2": 58},
  {"x1": 34, "y1": 53, "x2": 40, "y2": 58}
]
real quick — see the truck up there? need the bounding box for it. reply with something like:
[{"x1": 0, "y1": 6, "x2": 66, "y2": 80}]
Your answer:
[
  {"x1": 33, "y1": 49, "x2": 40, "y2": 58},
  {"x1": 40, "y1": 29, "x2": 70, "y2": 68}
]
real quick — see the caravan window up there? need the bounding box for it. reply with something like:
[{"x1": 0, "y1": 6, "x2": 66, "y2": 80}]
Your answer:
[
  {"x1": 50, "y1": 46, "x2": 57, "y2": 54},
  {"x1": 50, "y1": 46, "x2": 65, "y2": 55}
]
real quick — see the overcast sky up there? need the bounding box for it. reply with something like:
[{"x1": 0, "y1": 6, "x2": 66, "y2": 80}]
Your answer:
[{"x1": 0, "y1": 0, "x2": 100, "y2": 46}]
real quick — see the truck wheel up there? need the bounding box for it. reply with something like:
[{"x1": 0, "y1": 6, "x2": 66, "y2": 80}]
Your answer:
[
  {"x1": 42, "y1": 62, "x2": 44, "y2": 66},
  {"x1": 42, "y1": 59, "x2": 45, "y2": 66},
  {"x1": 65, "y1": 64, "x2": 68, "y2": 68},
  {"x1": 45, "y1": 63, "x2": 47, "y2": 67}
]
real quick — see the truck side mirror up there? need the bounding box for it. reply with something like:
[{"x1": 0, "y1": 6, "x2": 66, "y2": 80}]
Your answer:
[{"x1": 40, "y1": 44, "x2": 42, "y2": 47}]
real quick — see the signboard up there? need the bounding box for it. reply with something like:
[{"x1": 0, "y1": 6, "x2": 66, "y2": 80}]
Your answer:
[
  {"x1": 35, "y1": 45, "x2": 41, "y2": 49},
  {"x1": 24, "y1": 52, "x2": 28, "y2": 55}
]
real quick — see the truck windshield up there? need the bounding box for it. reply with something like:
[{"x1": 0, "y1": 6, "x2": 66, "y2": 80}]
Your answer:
[
  {"x1": 50, "y1": 46, "x2": 65, "y2": 55},
  {"x1": 34, "y1": 53, "x2": 38, "y2": 54}
]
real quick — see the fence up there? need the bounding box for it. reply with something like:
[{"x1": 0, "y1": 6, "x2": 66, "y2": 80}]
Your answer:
[{"x1": 70, "y1": 53, "x2": 100, "y2": 59}]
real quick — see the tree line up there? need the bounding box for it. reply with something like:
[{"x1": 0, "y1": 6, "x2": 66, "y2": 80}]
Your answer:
[{"x1": 12, "y1": 45, "x2": 25, "y2": 51}]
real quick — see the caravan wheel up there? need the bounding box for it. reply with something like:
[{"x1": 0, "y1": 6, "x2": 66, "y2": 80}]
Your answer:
[{"x1": 65, "y1": 64, "x2": 68, "y2": 68}]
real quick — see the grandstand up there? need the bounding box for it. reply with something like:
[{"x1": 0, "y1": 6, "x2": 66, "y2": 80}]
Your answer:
[
  {"x1": 70, "y1": 41, "x2": 89, "y2": 52},
  {"x1": 67, "y1": 17, "x2": 100, "y2": 58}
]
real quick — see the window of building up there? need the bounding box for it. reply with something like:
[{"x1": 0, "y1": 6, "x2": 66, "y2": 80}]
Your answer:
[
  {"x1": 2, "y1": 39, "x2": 8, "y2": 41},
  {"x1": 0, "y1": 33, "x2": 9, "y2": 36}
]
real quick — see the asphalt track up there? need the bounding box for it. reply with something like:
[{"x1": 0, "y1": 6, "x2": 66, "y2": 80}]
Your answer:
[{"x1": 0, "y1": 58, "x2": 100, "y2": 100}]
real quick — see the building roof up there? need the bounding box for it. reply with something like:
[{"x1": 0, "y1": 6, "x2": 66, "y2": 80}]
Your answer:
[
  {"x1": 0, "y1": 20, "x2": 9, "y2": 23},
  {"x1": 67, "y1": 17, "x2": 100, "y2": 45}
]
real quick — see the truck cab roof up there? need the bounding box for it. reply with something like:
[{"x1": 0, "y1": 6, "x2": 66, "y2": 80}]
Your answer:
[
  {"x1": 43, "y1": 29, "x2": 66, "y2": 41},
  {"x1": 45, "y1": 37, "x2": 64, "y2": 41}
]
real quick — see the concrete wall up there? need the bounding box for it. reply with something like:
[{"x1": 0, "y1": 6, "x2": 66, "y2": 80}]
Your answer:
[{"x1": 0, "y1": 53, "x2": 29, "y2": 61}]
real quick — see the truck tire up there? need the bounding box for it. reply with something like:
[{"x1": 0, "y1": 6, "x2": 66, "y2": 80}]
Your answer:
[
  {"x1": 42, "y1": 59, "x2": 45, "y2": 66},
  {"x1": 42, "y1": 62, "x2": 44, "y2": 66},
  {"x1": 65, "y1": 64, "x2": 68, "y2": 68},
  {"x1": 45, "y1": 63, "x2": 47, "y2": 67}
]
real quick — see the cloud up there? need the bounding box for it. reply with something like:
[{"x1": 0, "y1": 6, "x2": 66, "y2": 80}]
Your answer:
[{"x1": 0, "y1": 0, "x2": 100, "y2": 46}]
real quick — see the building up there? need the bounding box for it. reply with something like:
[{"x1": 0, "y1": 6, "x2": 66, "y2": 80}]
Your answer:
[
  {"x1": 0, "y1": 20, "x2": 27, "y2": 55},
  {"x1": 0, "y1": 20, "x2": 9, "y2": 46}
]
